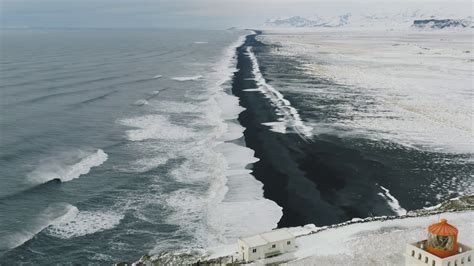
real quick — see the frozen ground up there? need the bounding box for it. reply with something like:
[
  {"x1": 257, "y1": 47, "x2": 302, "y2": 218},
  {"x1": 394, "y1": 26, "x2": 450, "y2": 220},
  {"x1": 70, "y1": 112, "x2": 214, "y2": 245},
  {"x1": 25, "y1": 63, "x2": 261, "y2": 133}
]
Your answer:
[
  {"x1": 287, "y1": 211, "x2": 473, "y2": 265},
  {"x1": 197, "y1": 211, "x2": 473, "y2": 266},
  {"x1": 258, "y1": 29, "x2": 473, "y2": 155}
]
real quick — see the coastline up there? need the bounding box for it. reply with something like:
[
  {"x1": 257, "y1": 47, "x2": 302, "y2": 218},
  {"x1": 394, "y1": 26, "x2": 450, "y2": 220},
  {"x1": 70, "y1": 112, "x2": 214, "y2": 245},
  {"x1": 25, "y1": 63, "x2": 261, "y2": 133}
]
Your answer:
[
  {"x1": 135, "y1": 196, "x2": 474, "y2": 265},
  {"x1": 132, "y1": 30, "x2": 474, "y2": 265},
  {"x1": 230, "y1": 29, "x2": 473, "y2": 228},
  {"x1": 231, "y1": 32, "x2": 397, "y2": 227}
]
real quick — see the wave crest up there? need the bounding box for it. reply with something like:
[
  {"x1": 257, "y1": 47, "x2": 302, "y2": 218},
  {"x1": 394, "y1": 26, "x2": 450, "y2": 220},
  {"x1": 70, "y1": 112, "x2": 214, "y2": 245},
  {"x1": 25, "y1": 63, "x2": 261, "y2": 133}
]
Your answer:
[
  {"x1": 171, "y1": 75, "x2": 202, "y2": 81},
  {"x1": 27, "y1": 149, "x2": 108, "y2": 184}
]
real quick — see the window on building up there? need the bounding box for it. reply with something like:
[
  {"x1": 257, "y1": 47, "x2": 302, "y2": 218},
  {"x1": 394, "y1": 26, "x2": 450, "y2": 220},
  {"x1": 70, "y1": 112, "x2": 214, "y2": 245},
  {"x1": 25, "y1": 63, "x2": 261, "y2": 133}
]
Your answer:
[
  {"x1": 468, "y1": 255, "x2": 471, "y2": 262},
  {"x1": 425, "y1": 257, "x2": 429, "y2": 263},
  {"x1": 287, "y1": 241, "x2": 291, "y2": 245},
  {"x1": 461, "y1": 257, "x2": 464, "y2": 264},
  {"x1": 418, "y1": 254, "x2": 422, "y2": 260},
  {"x1": 432, "y1": 260, "x2": 436, "y2": 266},
  {"x1": 428, "y1": 233, "x2": 454, "y2": 251},
  {"x1": 252, "y1": 248, "x2": 257, "y2": 253},
  {"x1": 271, "y1": 244, "x2": 276, "y2": 248}
]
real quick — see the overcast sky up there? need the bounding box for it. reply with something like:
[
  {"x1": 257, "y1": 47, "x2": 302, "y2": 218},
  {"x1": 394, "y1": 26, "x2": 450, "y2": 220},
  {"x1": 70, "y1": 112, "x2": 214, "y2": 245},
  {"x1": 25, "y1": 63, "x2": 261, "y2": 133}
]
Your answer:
[{"x1": 1, "y1": 0, "x2": 471, "y2": 29}]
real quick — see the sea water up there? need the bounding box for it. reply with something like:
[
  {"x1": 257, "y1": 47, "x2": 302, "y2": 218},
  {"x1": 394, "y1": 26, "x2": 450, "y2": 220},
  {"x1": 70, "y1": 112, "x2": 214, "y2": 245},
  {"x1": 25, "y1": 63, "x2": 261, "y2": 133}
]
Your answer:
[{"x1": 0, "y1": 29, "x2": 281, "y2": 264}]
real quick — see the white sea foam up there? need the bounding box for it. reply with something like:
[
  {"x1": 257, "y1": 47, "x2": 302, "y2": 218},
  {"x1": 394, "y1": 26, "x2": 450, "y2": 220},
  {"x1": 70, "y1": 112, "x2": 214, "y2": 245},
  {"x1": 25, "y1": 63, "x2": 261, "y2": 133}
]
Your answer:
[
  {"x1": 148, "y1": 33, "x2": 283, "y2": 252},
  {"x1": 218, "y1": 122, "x2": 245, "y2": 142},
  {"x1": 171, "y1": 75, "x2": 203, "y2": 81},
  {"x1": 378, "y1": 186, "x2": 407, "y2": 216},
  {"x1": 27, "y1": 149, "x2": 108, "y2": 184},
  {"x1": 152, "y1": 74, "x2": 163, "y2": 79},
  {"x1": 132, "y1": 99, "x2": 149, "y2": 106},
  {"x1": 150, "y1": 100, "x2": 202, "y2": 113},
  {"x1": 1, "y1": 203, "x2": 77, "y2": 251},
  {"x1": 215, "y1": 91, "x2": 245, "y2": 120},
  {"x1": 120, "y1": 115, "x2": 196, "y2": 141},
  {"x1": 126, "y1": 157, "x2": 169, "y2": 173},
  {"x1": 193, "y1": 41, "x2": 208, "y2": 44},
  {"x1": 246, "y1": 46, "x2": 313, "y2": 139},
  {"x1": 47, "y1": 210, "x2": 124, "y2": 239},
  {"x1": 148, "y1": 90, "x2": 161, "y2": 96}
]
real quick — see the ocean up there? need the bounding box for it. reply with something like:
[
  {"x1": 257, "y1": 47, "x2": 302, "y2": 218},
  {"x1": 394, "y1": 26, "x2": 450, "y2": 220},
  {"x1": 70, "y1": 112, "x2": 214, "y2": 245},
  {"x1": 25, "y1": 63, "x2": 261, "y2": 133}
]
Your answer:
[
  {"x1": 0, "y1": 29, "x2": 281, "y2": 264},
  {"x1": 0, "y1": 28, "x2": 472, "y2": 264}
]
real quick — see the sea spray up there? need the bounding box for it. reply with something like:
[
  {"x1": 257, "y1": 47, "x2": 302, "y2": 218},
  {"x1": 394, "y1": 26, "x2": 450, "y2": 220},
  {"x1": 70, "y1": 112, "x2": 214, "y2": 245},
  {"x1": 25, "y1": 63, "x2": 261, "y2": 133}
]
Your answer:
[{"x1": 27, "y1": 149, "x2": 108, "y2": 184}]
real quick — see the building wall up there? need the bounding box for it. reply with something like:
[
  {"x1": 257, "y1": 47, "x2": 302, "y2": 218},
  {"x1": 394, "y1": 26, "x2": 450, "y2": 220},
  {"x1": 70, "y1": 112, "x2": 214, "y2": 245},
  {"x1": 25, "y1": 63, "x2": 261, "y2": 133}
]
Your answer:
[
  {"x1": 238, "y1": 237, "x2": 297, "y2": 262},
  {"x1": 406, "y1": 243, "x2": 474, "y2": 266}
]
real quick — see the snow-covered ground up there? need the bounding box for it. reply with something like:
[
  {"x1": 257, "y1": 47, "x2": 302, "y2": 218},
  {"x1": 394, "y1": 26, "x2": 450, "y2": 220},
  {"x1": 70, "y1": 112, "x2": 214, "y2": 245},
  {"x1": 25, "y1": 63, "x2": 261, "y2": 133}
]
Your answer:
[
  {"x1": 258, "y1": 29, "x2": 473, "y2": 155},
  {"x1": 287, "y1": 211, "x2": 473, "y2": 265},
  {"x1": 200, "y1": 211, "x2": 473, "y2": 265}
]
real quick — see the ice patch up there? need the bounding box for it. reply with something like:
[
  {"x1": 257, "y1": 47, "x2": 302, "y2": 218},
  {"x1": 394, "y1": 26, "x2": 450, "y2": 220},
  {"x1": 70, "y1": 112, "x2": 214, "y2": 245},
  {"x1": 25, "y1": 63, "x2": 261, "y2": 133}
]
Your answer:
[
  {"x1": 378, "y1": 186, "x2": 407, "y2": 216},
  {"x1": 120, "y1": 115, "x2": 196, "y2": 141},
  {"x1": 171, "y1": 75, "x2": 203, "y2": 81},
  {"x1": 47, "y1": 209, "x2": 123, "y2": 239},
  {"x1": 27, "y1": 149, "x2": 108, "y2": 184},
  {"x1": 246, "y1": 47, "x2": 313, "y2": 139}
]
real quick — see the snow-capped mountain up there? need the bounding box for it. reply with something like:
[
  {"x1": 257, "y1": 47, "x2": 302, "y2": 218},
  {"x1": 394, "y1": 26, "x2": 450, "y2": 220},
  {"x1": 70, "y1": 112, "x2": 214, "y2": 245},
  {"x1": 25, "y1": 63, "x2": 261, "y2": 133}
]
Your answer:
[
  {"x1": 412, "y1": 18, "x2": 472, "y2": 29},
  {"x1": 264, "y1": 11, "x2": 472, "y2": 29},
  {"x1": 264, "y1": 14, "x2": 351, "y2": 28}
]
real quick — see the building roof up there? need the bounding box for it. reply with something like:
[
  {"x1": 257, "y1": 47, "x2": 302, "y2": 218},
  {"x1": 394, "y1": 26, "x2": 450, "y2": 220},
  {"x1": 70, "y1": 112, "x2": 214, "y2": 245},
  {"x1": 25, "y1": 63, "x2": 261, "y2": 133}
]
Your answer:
[
  {"x1": 239, "y1": 229, "x2": 294, "y2": 247},
  {"x1": 261, "y1": 229, "x2": 294, "y2": 243},
  {"x1": 240, "y1": 234, "x2": 268, "y2": 247}
]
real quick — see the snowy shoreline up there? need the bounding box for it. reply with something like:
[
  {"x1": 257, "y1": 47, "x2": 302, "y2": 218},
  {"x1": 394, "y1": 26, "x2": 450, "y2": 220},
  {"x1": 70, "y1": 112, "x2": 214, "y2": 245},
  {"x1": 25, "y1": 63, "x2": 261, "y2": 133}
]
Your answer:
[{"x1": 135, "y1": 196, "x2": 473, "y2": 265}]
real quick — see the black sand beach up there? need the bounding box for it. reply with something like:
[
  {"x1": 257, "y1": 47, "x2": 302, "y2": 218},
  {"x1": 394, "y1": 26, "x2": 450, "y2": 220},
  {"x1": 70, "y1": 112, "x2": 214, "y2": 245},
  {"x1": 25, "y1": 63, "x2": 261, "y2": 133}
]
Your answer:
[{"x1": 231, "y1": 32, "x2": 472, "y2": 227}]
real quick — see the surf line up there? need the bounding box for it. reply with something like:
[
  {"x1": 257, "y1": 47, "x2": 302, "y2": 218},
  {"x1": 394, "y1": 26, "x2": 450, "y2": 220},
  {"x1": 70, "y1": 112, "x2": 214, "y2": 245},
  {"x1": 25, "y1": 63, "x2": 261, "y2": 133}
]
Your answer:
[{"x1": 245, "y1": 33, "x2": 313, "y2": 143}]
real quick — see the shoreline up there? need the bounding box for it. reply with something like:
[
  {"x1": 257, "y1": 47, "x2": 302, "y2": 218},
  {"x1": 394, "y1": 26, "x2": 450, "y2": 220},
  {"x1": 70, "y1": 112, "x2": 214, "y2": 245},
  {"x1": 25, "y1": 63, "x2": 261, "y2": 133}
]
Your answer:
[
  {"x1": 135, "y1": 195, "x2": 474, "y2": 265},
  {"x1": 230, "y1": 29, "x2": 473, "y2": 228},
  {"x1": 231, "y1": 32, "x2": 397, "y2": 227}
]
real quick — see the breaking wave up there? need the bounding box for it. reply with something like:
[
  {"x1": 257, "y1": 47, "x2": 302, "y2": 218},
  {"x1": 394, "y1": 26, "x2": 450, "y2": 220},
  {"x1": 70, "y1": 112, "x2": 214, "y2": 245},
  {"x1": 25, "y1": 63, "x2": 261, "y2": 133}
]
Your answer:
[
  {"x1": 246, "y1": 46, "x2": 313, "y2": 139},
  {"x1": 141, "y1": 33, "x2": 283, "y2": 253},
  {"x1": 378, "y1": 186, "x2": 407, "y2": 216},
  {"x1": 0, "y1": 203, "x2": 77, "y2": 251},
  {"x1": 171, "y1": 75, "x2": 203, "y2": 81},
  {"x1": 27, "y1": 149, "x2": 108, "y2": 184}
]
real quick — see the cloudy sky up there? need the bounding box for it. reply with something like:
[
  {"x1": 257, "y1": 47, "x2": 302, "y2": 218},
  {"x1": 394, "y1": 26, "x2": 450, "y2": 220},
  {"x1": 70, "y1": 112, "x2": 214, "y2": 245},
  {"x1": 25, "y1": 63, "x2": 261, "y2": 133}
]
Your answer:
[{"x1": 1, "y1": 0, "x2": 471, "y2": 29}]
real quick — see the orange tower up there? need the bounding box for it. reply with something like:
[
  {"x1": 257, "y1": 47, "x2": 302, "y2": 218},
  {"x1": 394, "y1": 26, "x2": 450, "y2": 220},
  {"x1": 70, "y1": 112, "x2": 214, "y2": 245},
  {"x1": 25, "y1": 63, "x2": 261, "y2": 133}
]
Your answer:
[{"x1": 426, "y1": 218, "x2": 459, "y2": 258}]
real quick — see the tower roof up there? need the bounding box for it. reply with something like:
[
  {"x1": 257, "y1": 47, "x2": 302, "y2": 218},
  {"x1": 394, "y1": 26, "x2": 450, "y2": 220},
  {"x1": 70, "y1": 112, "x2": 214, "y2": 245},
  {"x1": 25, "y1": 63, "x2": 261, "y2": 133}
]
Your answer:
[{"x1": 428, "y1": 219, "x2": 458, "y2": 236}]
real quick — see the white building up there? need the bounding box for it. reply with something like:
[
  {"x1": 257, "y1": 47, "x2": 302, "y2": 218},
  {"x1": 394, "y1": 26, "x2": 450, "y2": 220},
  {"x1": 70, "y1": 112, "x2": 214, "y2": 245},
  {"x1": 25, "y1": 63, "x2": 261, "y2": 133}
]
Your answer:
[
  {"x1": 238, "y1": 229, "x2": 296, "y2": 262},
  {"x1": 406, "y1": 240, "x2": 473, "y2": 266}
]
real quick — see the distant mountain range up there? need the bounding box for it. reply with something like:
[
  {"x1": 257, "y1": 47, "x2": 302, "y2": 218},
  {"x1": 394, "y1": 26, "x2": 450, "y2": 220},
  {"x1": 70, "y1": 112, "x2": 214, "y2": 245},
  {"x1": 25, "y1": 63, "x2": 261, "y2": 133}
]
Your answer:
[
  {"x1": 412, "y1": 19, "x2": 472, "y2": 29},
  {"x1": 264, "y1": 11, "x2": 473, "y2": 29},
  {"x1": 264, "y1": 14, "x2": 351, "y2": 28}
]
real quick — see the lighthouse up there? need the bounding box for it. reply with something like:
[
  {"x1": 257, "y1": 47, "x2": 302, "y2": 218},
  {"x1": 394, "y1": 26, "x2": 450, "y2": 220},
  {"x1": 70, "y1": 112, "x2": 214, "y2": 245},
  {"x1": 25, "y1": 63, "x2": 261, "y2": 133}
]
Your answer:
[{"x1": 405, "y1": 218, "x2": 473, "y2": 266}]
